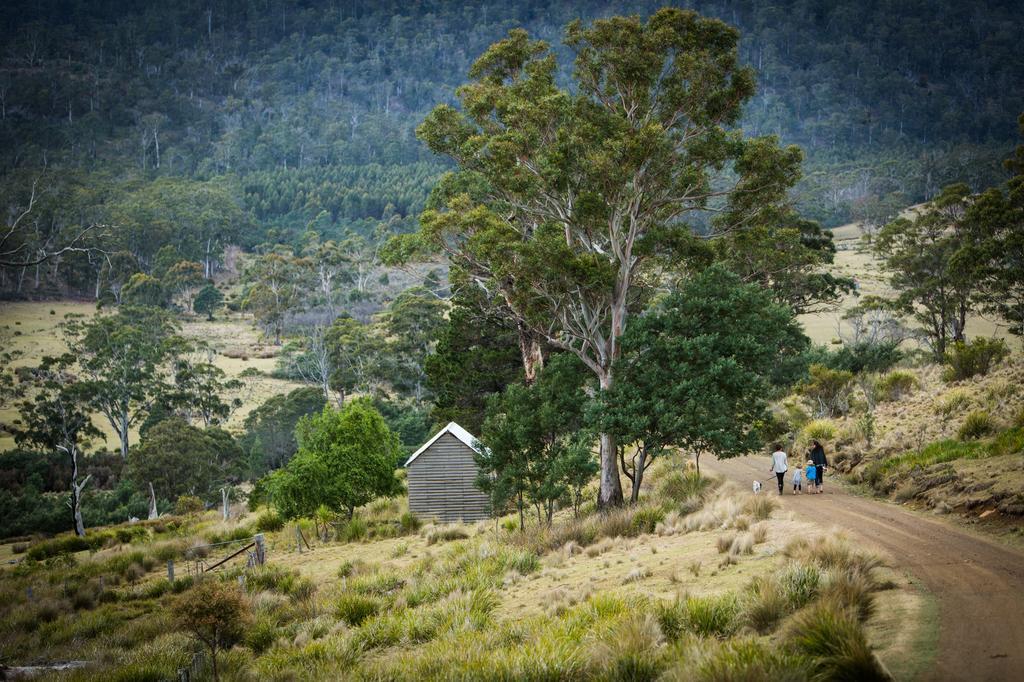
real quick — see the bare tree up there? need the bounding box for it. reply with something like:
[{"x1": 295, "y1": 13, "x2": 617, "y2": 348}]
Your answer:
[
  {"x1": 1, "y1": 177, "x2": 107, "y2": 268},
  {"x1": 289, "y1": 324, "x2": 342, "y2": 406}
]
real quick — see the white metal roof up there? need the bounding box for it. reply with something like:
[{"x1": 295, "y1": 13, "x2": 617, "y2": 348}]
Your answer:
[{"x1": 404, "y1": 421, "x2": 482, "y2": 467}]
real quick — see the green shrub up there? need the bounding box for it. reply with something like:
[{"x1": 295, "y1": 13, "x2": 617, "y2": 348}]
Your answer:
[
  {"x1": 876, "y1": 370, "x2": 919, "y2": 401},
  {"x1": 590, "y1": 613, "x2": 665, "y2": 681},
  {"x1": 943, "y1": 338, "x2": 1009, "y2": 382},
  {"x1": 399, "y1": 512, "x2": 422, "y2": 533},
  {"x1": 784, "y1": 600, "x2": 888, "y2": 681},
  {"x1": 174, "y1": 495, "x2": 205, "y2": 516},
  {"x1": 682, "y1": 638, "x2": 812, "y2": 681},
  {"x1": 958, "y1": 410, "x2": 997, "y2": 440},
  {"x1": 340, "y1": 517, "x2": 368, "y2": 542},
  {"x1": 245, "y1": 616, "x2": 279, "y2": 654},
  {"x1": 799, "y1": 364, "x2": 855, "y2": 417},
  {"x1": 630, "y1": 505, "x2": 666, "y2": 535},
  {"x1": 254, "y1": 511, "x2": 284, "y2": 533},
  {"x1": 335, "y1": 593, "x2": 383, "y2": 626}
]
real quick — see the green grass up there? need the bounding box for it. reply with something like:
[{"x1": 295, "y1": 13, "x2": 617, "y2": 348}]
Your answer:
[
  {"x1": 877, "y1": 426, "x2": 1024, "y2": 475},
  {"x1": 784, "y1": 600, "x2": 889, "y2": 681}
]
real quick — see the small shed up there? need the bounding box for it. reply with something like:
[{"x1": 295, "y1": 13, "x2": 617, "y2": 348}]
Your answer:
[{"x1": 405, "y1": 422, "x2": 491, "y2": 523}]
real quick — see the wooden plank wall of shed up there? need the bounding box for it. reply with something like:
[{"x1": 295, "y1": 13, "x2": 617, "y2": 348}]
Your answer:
[{"x1": 407, "y1": 432, "x2": 491, "y2": 522}]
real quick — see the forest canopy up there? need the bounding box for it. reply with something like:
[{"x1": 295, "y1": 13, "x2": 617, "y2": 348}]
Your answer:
[{"x1": 1, "y1": 0, "x2": 1023, "y2": 297}]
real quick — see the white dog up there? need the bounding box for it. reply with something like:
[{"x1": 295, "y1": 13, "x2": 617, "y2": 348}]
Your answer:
[{"x1": 752, "y1": 480, "x2": 763, "y2": 494}]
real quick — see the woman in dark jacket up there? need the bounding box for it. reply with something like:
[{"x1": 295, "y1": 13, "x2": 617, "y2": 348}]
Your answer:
[{"x1": 809, "y1": 440, "x2": 828, "y2": 494}]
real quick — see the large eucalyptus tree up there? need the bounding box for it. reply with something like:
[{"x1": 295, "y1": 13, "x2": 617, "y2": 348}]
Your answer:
[{"x1": 415, "y1": 9, "x2": 801, "y2": 507}]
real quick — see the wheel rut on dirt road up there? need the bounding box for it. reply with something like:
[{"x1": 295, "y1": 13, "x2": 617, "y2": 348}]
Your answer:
[{"x1": 704, "y1": 454, "x2": 1024, "y2": 682}]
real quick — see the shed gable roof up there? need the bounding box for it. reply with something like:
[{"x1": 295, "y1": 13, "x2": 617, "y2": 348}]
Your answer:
[{"x1": 404, "y1": 421, "x2": 481, "y2": 467}]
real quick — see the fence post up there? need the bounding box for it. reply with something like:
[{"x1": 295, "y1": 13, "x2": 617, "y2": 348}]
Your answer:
[
  {"x1": 167, "y1": 559, "x2": 175, "y2": 582},
  {"x1": 254, "y1": 534, "x2": 266, "y2": 565}
]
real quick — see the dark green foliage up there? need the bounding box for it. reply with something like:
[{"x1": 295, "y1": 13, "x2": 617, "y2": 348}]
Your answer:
[
  {"x1": 823, "y1": 342, "x2": 905, "y2": 375},
  {"x1": 478, "y1": 354, "x2": 597, "y2": 527},
  {"x1": 193, "y1": 285, "x2": 225, "y2": 320},
  {"x1": 425, "y1": 294, "x2": 523, "y2": 434},
  {"x1": 240, "y1": 387, "x2": 326, "y2": 475},
  {"x1": 254, "y1": 510, "x2": 285, "y2": 533},
  {"x1": 127, "y1": 418, "x2": 245, "y2": 503},
  {"x1": 595, "y1": 266, "x2": 809, "y2": 498},
  {"x1": 942, "y1": 338, "x2": 1010, "y2": 382},
  {"x1": 371, "y1": 397, "x2": 434, "y2": 456},
  {"x1": 270, "y1": 399, "x2": 402, "y2": 519}
]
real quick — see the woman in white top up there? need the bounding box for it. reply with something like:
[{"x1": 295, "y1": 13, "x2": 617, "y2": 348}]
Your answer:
[{"x1": 769, "y1": 443, "x2": 788, "y2": 495}]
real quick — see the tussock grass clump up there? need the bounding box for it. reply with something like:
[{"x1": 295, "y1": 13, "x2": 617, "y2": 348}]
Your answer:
[
  {"x1": 682, "y1": 490, "x2": 745, "y2": 532},
  {"x1": 339, "y1": 517, "x2": 368, "y2": 542},
  {"x1": 743, "y1": 563, "x2": 822, "y2": 634},
  {"x1": 821, "y1": 569, "x2": 876, "y2": 622},
  {"x1": 624, "y1": 566, "x2": 653, "y2": 583},
  {"x1": 658, "y1": 594, "x2": 740, "y2": 640},
  {"x1": 876, "y1": 370, "x2": 919, "y2": 402},
  {"x1": 742, "y1": 494, "x2": 778, "y2": 521},
  {"x1": 934, "y1": 388, "x2": 973, "y2": 417},
  {"x1": 716, "y1": 533, "x2": 735, "y2": 554},
  {"x1": 238, "y1": 565, "x2": 315, "y2": 600},
  {"x1": 589, "y1": 613, "x2": 665, "y2": 681},
  {"x1": 958, "y1": 410, "x2": 997, "y2": 440},
  {"x1": 662, "y1": 637, "x2": 812, "y2": 682},
  {"x1": 335, "y1": 592, "x2": 383, "y2": 626},
  {"x1": 783, "y1": 536, "x2": 883, "y2": 583},
  {"x1": 783, "y1": 600, "x2": 889, "y2": 681},
  {"x1": 425, "y1": 525, "x2": 470, "y2": 545},
  {"x1": 729, "y1": 532, "x2": 755, "y2": 556},
  {"x1": 658, "y1": 471, "x2": 713, "y2": 505}
]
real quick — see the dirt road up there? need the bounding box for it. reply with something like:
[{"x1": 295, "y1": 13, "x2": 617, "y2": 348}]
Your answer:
[{"x1": 704, "y1": 455, "x2": 1024, "y2": 682}]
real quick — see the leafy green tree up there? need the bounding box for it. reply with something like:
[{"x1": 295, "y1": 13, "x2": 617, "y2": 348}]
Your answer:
[
  {"x1": 163, "y1": 260, "x2": 207, "y2": 312},
  {"x1": 874, "y1": 184, "x2": 990, "y2": 359},
  {"x1": 478, "y1": 354, "x2": 596, "y2": 528},
  {"x1": 243, "y1": 246, "x2": 304, "y2": 344},
  {"x1": 127, "y1": 418, "x2": 244, "y2": 502},
  {"x1": 415, "y1": 10, "x2": 801, "y2": 507},
  {"x1": 380, "y1": 286, "x2": 447, "y2": 401},
  {"x1": 175, "y1": 579, "x2": 251, "y2": 682},
  {"x1": 63, "y1": 306, "x2": 188, "y2": 459},
  {"x1": 425, "y1": 292, "x2": 523, "y2": 434},
  {"x1": 121, "y1": 273, "x2": 168, "y2": 308},
  {"x1": 270, "y1": 399, "x2": 401, "y2": 519},
  {"x1": 971, "y1": 115, "x2": 1024, "y2": 335},
  {"x1": 10, "y1": 360, "x2": 101, "y2": 536},
  {"x1": 594, "y1": 267, "x2": 808, "y2": 497},
  {"x1": 193, "y1": 284, "x2": 224, "y2": 320},
  {"x1": 326, "y1": 316, "x2": 386, "y2": 401},
  {"x1": 168, "y1": 357, "x2": 243, "y2": 427},
  {"x1": 712, "y1": 215, "x2": 854, "y2": 314},
  {"x1": 241, "y1": 387, "x2": 326, "y2": 474}
]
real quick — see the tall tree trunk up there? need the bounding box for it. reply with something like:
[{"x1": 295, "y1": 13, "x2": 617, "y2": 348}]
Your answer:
[
  {"x1": 118, "y1": 416, "x2": 129, "y2": 460},
  {"x1": 68, "y1": 445, "x2": 90, "y2": 537},
  {"x1": 597, "y1": 372, "x2": 624, "y2": 508},
  {"x1": 148, "y1": 482, "x2": 158, "y2": 520}
]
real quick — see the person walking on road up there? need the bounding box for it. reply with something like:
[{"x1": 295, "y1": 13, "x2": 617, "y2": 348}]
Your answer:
[
  {"x1": 809, "y1": 439, "x2": 828, "y2": 494},
  {"x1": 769, "y1": 443, "x2": 788, "y2": 495}
]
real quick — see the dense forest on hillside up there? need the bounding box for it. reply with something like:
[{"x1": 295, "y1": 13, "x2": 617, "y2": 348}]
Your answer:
[{"x1": 1, "y1": 0, "x2": 1023, "y2": 297}]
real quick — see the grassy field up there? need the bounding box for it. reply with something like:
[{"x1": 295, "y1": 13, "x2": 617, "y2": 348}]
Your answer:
[
  {"x1": 799, "y1": 222, "x2": 1020, "y2": 348},
  {"x1": 0, "y1": 301, "x2": 303, "y2": 451},
  {"x1": 0, "y1": 467, "x2": 931, "y2": 680}
]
